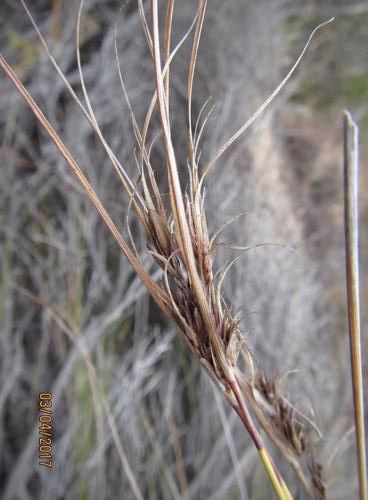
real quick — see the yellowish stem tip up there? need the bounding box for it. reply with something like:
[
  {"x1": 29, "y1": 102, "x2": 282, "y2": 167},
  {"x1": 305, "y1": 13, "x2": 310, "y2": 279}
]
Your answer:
[{"x1": 258, "y1": 448, "x2": 293, "y2": 500}]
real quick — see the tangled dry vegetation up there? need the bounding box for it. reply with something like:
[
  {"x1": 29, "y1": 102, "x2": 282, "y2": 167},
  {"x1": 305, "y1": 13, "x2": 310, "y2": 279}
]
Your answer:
[{"x1": 0, "y1": 1, "x2": 366, "y2": 499}]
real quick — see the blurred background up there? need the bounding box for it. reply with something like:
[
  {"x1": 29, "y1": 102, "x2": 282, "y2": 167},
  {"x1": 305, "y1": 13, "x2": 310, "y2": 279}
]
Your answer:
[{"x1": 0, "y1": 1, "x2": 367, "y2": 499}]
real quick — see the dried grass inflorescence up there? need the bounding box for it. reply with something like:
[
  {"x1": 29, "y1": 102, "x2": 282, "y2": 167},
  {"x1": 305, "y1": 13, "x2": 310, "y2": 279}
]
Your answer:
[
  {"x1": 252, "y1": 372, "x2": 327, "y2": 498},
  {"x1": 254, "y1": 372, "x2": 308, "y2": 456},
  {"x1": 142, "y1": 147, "x2": 243, "y2": 394},
  {"x1": 0, "y1": 1, "x2": 337, "y2": 498}
]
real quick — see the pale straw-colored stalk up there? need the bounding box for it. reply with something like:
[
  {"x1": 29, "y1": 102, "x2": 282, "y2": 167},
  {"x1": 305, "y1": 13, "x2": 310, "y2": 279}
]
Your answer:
[{"x1": 343, "y1": 110, "x2": 367, "y2": 500}]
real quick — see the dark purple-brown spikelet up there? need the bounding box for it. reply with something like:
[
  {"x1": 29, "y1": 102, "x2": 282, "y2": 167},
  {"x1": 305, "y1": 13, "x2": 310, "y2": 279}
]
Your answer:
[{"x1": 309, "y1": 456, "x2": 326, "y2": 499}]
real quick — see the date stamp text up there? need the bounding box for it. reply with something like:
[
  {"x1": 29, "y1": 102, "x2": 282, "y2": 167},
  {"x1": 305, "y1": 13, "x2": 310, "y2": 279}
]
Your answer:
[{"x1": 38, "y1": 393, "x2": 53, "y2": 468}]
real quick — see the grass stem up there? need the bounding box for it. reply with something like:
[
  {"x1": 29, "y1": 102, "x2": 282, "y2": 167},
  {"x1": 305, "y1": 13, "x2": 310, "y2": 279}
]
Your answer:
[
  {"x1": 343, "y1": 110, "x2": 367, "y2": 500},
  {"x1": 230, "y1": 379, "x2": 293, "y2": 500}
]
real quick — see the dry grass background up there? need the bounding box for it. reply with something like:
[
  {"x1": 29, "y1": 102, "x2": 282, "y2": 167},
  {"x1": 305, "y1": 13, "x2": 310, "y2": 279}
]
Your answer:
[{"x1": 0, "y1": 1, "x2": 367, "y2": 499}]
